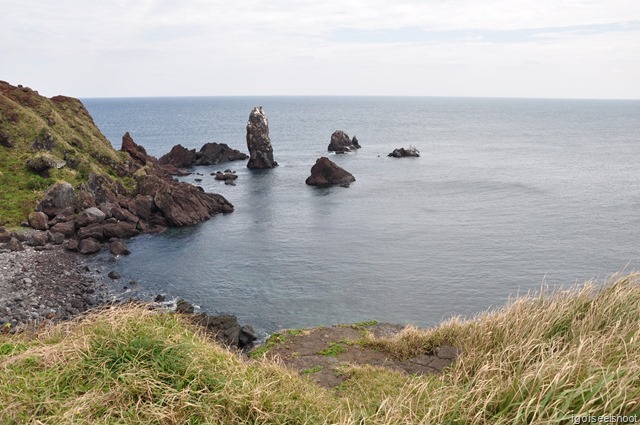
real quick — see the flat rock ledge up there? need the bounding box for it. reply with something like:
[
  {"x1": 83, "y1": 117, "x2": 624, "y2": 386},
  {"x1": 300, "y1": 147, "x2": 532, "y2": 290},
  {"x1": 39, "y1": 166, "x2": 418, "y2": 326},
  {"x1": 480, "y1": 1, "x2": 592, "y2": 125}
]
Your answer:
[{"x1": 253, "y1": 323, "x2": 459, "y2": 389}]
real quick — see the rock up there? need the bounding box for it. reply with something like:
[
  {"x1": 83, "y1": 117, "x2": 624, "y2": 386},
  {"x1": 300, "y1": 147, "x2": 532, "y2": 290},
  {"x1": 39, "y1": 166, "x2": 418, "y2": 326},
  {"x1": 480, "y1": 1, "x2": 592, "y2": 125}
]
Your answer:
[
  {"x1": 176, "y1": 299, "x2": 194, "y2": 314},
  {"x1": 109, "y1": 239, "x2": 130, "y2": 256},
  {"x1": 30, "y1": 130, "x2": 56, "y2": 150},
  {"x1": 195, "y1": 142, "x2": 249, "y2": 166},
  {"x1": 50, "y1": 221, "x2": 76, "y2": 238},
  {"x1": 0, "y1": 228, "x2": 12, "y2": 243},
  {"x1": 26, "y1": 155, "x2": 56, "y2": 172},
  {"x1": 75, "y1": 207, "x2": 107, "y2": 228},
  {"x1": 7, "y1": 237, "x2": 24, "y2": 252},
  {"x1": 137, "y1": 175, "x2": 234, "y2": 226},
  {"x1": 50, "y1": 206, "x2": 76, "y2": 224},
  {"x1": 107, "y1": 271, "x2": 121, "y2": 280},
  {"x1": 239, "y1": 325, "x2": 258, "y2": 349},
  {"x1": 120, "y1": 132, "x2": 148, "y2": 165},
  {"x1": 48, "y1": 232, "x2": 65, "y2": 245},
  {"x1": 214, "y1": 172, "x2": 238, "y2": 181},
  {"x1": 158, "y1": 144, "x2": 197, "y2": 169},
  {"x1": 128, "y1": 195, "x2": 155, "y2": 221},
  {"x1": 63, "y1": 239, "x2": 79, "y2": 252},
  {"x1": 388, "y1": 146, "x2": 420, "y2": 158},
  {"x1": 36, "y1": 182, "x2": 76, "y2": 216},
  {"x1": 24, "y1": 231, "x2": 49, "y2": 247},
  {"x1": 102, "y1": 222, "x2": 139, "y2": 239},
  {"x1": 28, "y1": 211, "x2": 49, "y2": 230},
  {"x1": 224, "y1": 179, "x2": 236, "y2": 186},
  {"x1": 246, "y1": 106, "x2": 278, "y2": 169},
  {"x1": 78, "y1": 238, "x2": 101, "y2": 255},
  {"x1": 77, "y1": 223, "x2": 104, "y2": 240},
  {"x1": 154, "y1": 294, "x2": 166, "y2": 302},
  {"x1": 328, "y1": 130, "x2": 360, "y2": 153},
  {"x1": 305, "y1": 157, "x2": 356, "y2": 187},
  {"x1": 109, "y1": 206, "x2": 139, "y2": 224},
  {"x1": 0, "y1": 131, "x2": 13, "y2": 148}
]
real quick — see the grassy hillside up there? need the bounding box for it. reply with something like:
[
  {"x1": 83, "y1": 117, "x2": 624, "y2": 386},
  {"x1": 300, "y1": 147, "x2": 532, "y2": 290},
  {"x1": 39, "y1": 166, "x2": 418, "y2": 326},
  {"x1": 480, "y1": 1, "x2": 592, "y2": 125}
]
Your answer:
[
  {"x1": 0, "y1": 81, "x2": 134, "y2": 226},
  {"x1": 1, "y1": 274, "x2": 639, "y2": 424}
]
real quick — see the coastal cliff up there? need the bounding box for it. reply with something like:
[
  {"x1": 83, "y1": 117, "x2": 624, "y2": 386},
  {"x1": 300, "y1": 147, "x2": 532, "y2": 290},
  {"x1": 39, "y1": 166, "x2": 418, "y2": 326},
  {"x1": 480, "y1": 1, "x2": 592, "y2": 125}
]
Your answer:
[{"x1": 0, "y1": 81, "x2": 232, "y2": 232}]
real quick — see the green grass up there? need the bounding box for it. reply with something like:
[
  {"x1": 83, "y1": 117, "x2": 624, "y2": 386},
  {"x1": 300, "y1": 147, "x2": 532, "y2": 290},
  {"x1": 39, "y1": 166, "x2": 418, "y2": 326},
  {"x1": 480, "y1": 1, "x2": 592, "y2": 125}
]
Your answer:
[
  {"x1": 2, "y1": 274, "x2": 640, "y2": 424},
  {"x1": 318, "y1": 341, "x2": 348, "y2": 357},
  {"x1": 0, "y1": 83, "x2": 138, "y2": 226}
]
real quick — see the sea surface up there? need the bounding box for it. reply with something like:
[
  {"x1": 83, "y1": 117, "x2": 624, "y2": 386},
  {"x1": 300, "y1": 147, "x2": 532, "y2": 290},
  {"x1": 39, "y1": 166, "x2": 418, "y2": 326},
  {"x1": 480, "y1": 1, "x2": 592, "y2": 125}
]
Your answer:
[{"x1": 83, "y1": 96, "x2": 640, "y2": 337}]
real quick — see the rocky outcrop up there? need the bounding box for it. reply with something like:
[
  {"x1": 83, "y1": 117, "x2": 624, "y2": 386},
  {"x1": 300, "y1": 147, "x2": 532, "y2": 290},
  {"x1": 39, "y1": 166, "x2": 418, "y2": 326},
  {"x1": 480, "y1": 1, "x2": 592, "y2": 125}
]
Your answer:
[
  {"x1": 388, "y1": 146, "x2": 420, "y2": 158},
  {"x1": 246, "y1": 106, "x2": 277, "y2": 169},
  {"x1": 328, "y1": 130, "x2": 361, "y2": 153},
  {"x1": 158, "y1": 144, "x2": 197, "y2": 170},
  {"x1": 197, "y1": 142, "x2": 248, "y2": 165},
  {"x1": 28, "y1": 212, "x2": 49, "y2": 230},
  {"x1": 121, "y1": 132, "x2": 148, "y2": 165},
  {"x1": 305, "y1": 157, "x2": 356, "y2": 187},
  {"x1": 26, "y1": 154, "x2": 56, "y2": 173},
  {"x1": 158, "y1": 142, "x2": 249, "y2": 174},
  {"x1": 137, "y1": 174, "x2": 234, "y2": 226}
]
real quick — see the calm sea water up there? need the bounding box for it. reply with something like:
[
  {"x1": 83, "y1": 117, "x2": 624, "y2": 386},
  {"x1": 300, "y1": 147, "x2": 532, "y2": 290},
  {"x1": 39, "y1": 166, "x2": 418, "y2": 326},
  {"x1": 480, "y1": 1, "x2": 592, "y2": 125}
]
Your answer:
[{"x1": 83, "y1": 96, "x2": 640, "y2": 337}]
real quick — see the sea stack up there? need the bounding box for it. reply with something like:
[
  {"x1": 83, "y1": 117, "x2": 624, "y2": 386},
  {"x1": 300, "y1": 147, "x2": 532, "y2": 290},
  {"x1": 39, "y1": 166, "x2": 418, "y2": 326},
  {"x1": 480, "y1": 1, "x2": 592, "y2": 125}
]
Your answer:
[
  {"x1": 305, "y1": 157, "x2": 355, "y2": 187},
  {"x1": 327, "y1": 130, "x2": 361, "y2": 153},
  {"x1": 246, "y1": 106, "x2": 278, "y2": 169}
]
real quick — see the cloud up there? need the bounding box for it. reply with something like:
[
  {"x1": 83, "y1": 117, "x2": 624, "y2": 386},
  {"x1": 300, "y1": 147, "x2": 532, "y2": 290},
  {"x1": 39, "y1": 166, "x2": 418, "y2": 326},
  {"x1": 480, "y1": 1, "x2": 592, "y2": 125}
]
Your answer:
[{"x1": 1, "y1": 0, "x2": 639, "y2": 98}]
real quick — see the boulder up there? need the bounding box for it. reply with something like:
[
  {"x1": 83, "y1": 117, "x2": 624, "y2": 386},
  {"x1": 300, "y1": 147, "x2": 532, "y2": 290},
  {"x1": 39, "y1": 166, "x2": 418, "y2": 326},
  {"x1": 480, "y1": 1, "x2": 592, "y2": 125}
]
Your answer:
[
  {"x1": 77, "y1": 223, "x2": 104, "y2": 240},
  {"x1": 102, "y1": 222, "x2": 139, "y2": 239},
  {"x1": 7, "y1": 237, "x2": 25, "y2": 252},
  {"x1": 195, "y1": 142, "x2": 248, "y2": 166},
  {"x1": 75, "y1": 207, "x2": 106, "y2": 228},
  {"x1": 388, "y1": 146, "x2": 420, "y2": 158},
  {"x1": 0, "y1": 228, "x2": 12, "y2": 243},
  {"x1": 246, "y1": 106, "x2": 278, "y2": 169},
  {"x1": 0, "y1": 131, "x2": 13, "y2": 148},
  {"x1": 24, "y1": 230, "x2": 49, "y2": 247},
  {"x1": 28, "y1": 211, "x2": 49, "y2": 230},
  {"x1": 328, "y1": 130, "x2": 360, "y2": 153},
  {"x1": 36, "y1": 182, "x2": 76, "y2": 216},
  {"x1": 26, "y1": 155, "x2": 56, "y2": 172},
  {"x1": 109, "y1": 239, "x2": 131, "y2": 256},
  {"x1": 120, "y1": 132, "x2": 148, "y2": 165},
  {"x1": 48, "y1": 232, "x2": 65, "y2": 245},
  {"x1": 63, "y1": 239, "x2": 79, "y2": 252},
  {"x1": 30, "y1": 130, "x2": 55, "y2": 151},
  {"x1": 79, "y1": 238, "x2": 101, "y2": 254},
  {"x1": 107, "y1": 271, "x2": 121, "y2": 280},
  {"x1": 214, "y1": 172, "x2": 238, "y2": 181},
  {"x1": 129, "y1": 195, "x2": 155, "y2": 220},
  {"x1": 191, "y1": 313, "x2": 257, "y2": 349},
  {"x1": 176, "y1": 299, "x2": 195, "y2": 314},
  {"x1": 50, "y1": 221, "x2": 76, "y2": 238},
  {"x1": 137, "y1": 175, "x2": 234, "y2": 227},
  {"x1": 158, "y1": 144, "x2": 197, "y2": 169},
  {"x1": 305, "y1": 157, "x2": 356, "y2": 187}
]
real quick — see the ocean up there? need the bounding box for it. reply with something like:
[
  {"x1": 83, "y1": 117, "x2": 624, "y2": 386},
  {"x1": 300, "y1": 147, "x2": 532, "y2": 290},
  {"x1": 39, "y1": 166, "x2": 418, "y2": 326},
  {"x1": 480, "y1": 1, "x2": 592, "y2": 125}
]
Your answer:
[{"x1": 82, "y1": 96, "x2": 640, "y2": 337}]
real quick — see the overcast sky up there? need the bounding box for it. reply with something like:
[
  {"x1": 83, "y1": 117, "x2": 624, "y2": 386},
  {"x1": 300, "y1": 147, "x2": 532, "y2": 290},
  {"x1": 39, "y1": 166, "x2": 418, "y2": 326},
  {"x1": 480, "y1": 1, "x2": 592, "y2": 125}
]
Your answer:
[{"x1": 2, "y1": 0, "x2": 639, "y2": 99}]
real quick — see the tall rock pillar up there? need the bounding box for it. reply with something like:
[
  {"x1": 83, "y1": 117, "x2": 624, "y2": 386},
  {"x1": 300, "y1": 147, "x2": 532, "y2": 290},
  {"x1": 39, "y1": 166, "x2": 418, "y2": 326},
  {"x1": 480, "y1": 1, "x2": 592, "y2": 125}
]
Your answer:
[{"x1": 246, "y1": 106, "x2": 278, "y2": 169}]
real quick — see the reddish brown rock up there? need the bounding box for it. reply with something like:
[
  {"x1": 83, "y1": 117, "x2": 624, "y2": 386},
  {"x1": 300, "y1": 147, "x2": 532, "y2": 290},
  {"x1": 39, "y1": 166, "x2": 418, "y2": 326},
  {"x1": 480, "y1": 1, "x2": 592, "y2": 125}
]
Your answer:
[
  {"x1": 305, "y1": 157, "x2": 356, "y2": 187},
  {"x1": 28, "y1": 211, "x2": 49, "y2": 230},
  {"x1": 79, "y1": 237, "x2": 101, "y2": 255},
  {"x1": 109, "y1": 239, "x2": 131, "y2": 256},
  {"x1": 327, "y1": 130, "x2": 360, "y2": 153},
  {"x1": 36, "y1": 182, "x2": 77, "y2": 217},
  {"x1": 121, "y1": 132, "x2": 148, "y2": 165},
  {"x1": 158, "y1": 144, "x2": 197, "y2": 169},
  {"x1": 102, "y1": 222, "x2": 139, "y2": 239},
  {"x1": 50, "y1": 221, "x2": 76, "y2": 238},
  {"x1": 196, "y1": 143, "x2": 248, "y2": 166}
]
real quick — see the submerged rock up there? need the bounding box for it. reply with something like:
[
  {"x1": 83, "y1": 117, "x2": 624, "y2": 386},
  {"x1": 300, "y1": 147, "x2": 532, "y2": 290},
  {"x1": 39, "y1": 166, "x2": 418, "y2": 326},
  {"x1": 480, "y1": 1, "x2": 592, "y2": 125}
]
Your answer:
[
  {"x1": 305, "y1": 157, "x2": 355, "y2": 187},
  {"x1": 246, "y1": 106, "x2": 278, "y2": 169}
]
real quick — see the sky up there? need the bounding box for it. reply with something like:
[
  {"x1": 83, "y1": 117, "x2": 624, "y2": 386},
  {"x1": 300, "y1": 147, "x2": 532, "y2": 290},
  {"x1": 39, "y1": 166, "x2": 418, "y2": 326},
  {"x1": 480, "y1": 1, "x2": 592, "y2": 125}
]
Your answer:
[{"x1": 1, "y1": 0, "x2": 639, "y2": 99}]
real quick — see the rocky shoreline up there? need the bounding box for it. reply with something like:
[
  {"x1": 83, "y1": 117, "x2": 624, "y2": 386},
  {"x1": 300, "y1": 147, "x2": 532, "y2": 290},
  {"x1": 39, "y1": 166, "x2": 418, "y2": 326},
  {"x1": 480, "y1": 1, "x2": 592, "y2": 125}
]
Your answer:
[{"x1": 0, "y1": 243, "x2": 107, "y2": 330}]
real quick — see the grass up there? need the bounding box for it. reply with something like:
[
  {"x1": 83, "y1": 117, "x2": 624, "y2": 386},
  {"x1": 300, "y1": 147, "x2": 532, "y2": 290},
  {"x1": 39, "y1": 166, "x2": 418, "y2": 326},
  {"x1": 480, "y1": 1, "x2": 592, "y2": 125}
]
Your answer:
[
  {"x1": 1, "y1": 273, "x2": 640, "y2": 423},
  {"x1": 318, "y1": 341, "x2": 348, "y2": 357},
  {"x1": 0, "y1": 82, "x2": 138, "y2": 226}
]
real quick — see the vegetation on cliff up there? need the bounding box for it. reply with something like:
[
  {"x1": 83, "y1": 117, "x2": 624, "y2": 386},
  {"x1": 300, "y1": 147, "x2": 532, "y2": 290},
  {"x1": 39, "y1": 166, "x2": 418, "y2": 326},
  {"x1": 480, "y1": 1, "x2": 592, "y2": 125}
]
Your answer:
[
  {"x1": 0, "y1": 81, "x2": 137, "y2": 226},
  {"x1": 1, "y1": 274, "x2": 638, "y2": 424}
]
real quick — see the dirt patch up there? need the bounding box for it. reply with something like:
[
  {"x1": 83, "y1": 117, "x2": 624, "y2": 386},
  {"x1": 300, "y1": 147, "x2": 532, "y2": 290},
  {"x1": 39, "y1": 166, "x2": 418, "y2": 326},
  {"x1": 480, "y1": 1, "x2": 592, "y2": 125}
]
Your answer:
[{"x1": 253, "y1": 323, "x2": 458, "y2": 389}]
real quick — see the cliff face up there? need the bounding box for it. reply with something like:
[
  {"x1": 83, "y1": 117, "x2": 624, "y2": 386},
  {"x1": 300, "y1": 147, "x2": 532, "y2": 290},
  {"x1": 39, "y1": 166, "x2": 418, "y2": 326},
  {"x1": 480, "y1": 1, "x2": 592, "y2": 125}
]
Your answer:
[{"x1": 0, "y1": 81, "x2": 232, "y2": 229}]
